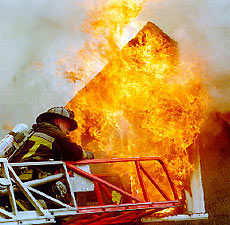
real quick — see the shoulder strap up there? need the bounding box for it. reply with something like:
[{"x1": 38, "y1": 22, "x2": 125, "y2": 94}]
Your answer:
[{"x1": 33, "y1": 132, "x2": 55, "y2": 143}]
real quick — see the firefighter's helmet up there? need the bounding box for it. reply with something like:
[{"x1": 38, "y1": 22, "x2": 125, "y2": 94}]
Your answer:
[{"x1": 36, "y1": 107, "x2": 78, "y2": 131}]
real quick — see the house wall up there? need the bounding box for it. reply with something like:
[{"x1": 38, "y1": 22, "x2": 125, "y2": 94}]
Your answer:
[{"x1": 143, "y1": 113, "x2": 230, "y2": 225}]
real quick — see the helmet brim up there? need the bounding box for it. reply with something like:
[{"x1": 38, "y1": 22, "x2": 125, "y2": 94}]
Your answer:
[{"x1": 36, "y1": 112, "x2": 78, "y2": 131}]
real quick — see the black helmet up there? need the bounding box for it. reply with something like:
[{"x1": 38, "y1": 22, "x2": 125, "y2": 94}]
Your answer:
[{"x1": 36, "y1": 107, "x2": 78, "y2": 131}]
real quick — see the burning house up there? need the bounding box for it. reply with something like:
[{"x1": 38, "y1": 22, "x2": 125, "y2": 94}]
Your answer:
[{"x1": 64, "y1": 21, "x2": 230, "y2": 224}]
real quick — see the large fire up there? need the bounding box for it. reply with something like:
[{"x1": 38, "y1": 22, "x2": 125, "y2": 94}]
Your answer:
[{"x1": 61, "y1": 0, "x2": 207, "y2": 204}]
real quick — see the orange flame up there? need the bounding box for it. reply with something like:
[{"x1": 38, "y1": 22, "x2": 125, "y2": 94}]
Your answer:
[
  {"x1": 62, "y1": 0, "x2": 208, "y2": 204},
  {"x1": 58, "y1": 0, "x2": 147, "y2": 85}
]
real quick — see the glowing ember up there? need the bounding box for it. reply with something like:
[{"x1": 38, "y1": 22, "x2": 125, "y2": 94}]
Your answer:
[{"x1": 62, "y1": 0, "x2": 207, "y2": 206}]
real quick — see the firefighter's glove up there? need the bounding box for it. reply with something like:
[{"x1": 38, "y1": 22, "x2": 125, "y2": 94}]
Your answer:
[{"x1": 86, "y1": 151, "x2": 94, "y2": 159}]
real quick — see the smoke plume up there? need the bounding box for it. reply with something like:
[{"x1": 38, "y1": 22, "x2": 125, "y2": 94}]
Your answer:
[
  {"x1": 0, "y1": 0, "x2": 85, "y2": 136},
  {"x1": 140, "y1": 0, "x2": 230, "y2": 112}
]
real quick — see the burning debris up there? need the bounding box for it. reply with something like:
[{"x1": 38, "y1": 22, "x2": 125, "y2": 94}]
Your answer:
[{"x1": 66, "y1": 21, "x2": 207, "y2": 203}]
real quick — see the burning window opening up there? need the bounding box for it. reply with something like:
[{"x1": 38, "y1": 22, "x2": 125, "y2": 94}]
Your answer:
[{"x1": 65, "y1": 21, "x2": 209, "y2": 221}]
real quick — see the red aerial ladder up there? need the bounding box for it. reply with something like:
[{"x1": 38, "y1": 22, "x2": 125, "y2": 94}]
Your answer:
[{"x1": 0, "y1": 157, "x2": 181, "y2": 224}]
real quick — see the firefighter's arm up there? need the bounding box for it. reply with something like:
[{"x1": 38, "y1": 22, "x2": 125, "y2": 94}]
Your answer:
[{"x1": 55, "y1": 132, "x2": 94, "y2": 161}]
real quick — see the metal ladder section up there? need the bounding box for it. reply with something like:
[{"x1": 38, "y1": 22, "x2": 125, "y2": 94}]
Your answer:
[
  {"x1": 0, "y1": 157, "x2": 181, "y2": 225},
  {"x1": 0, "y1": 159, "x2": 78, "y2": 224},
  {"x1": 64, "y1": 157, "x2": 181, "y2": 225}
]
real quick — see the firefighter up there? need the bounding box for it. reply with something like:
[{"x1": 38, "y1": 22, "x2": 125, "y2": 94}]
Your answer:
[
  {"x1": 9, "y1": 106, "x2": 94, "y2": 164},
  {"x1": 5, "y1": 107, "x2": 94, "y2": 210}
]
